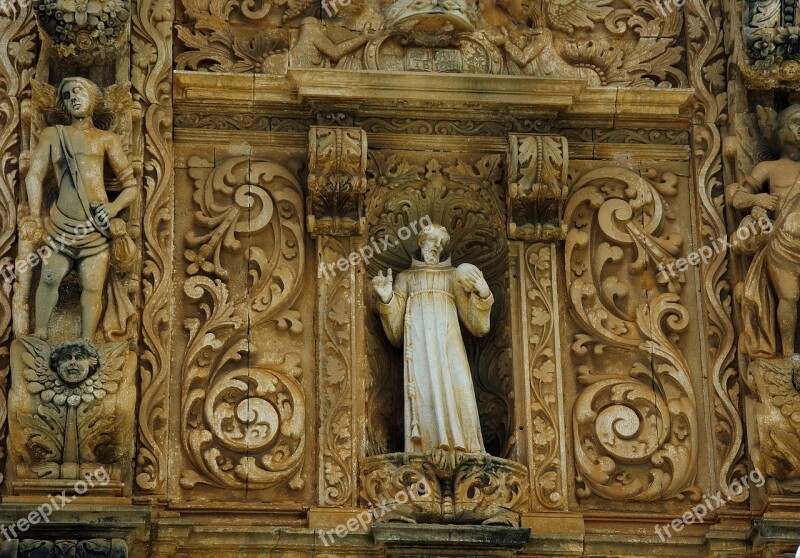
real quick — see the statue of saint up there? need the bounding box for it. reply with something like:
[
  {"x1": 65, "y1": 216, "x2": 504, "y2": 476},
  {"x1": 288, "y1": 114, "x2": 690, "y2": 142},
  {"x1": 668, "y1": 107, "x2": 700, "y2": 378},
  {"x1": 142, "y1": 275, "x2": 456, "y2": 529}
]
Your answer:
[
  {"x1": 729, "y1": 104, "x2": 800, "y2": 358},
  {"x1": 24, "y1": 77, "x2": 137, "y2": 341},
  {"x1": 371, "y1": 224, "x2": 494, "y2": 453}
]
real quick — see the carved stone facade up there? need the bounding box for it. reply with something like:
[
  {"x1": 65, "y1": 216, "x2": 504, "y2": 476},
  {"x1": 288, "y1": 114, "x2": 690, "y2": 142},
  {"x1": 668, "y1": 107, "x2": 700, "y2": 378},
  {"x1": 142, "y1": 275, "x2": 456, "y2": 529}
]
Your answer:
[{"x1": 0, "y1": 0, "x2": 798, "y2": 556}]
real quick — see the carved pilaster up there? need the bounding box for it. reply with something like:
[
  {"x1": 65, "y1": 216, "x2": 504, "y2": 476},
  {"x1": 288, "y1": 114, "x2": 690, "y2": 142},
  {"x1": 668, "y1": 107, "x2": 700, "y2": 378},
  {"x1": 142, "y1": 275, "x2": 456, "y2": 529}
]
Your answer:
[
  {"x1": 316, "y1": 236, "x2": 362, "y2": 507},
  {"x1": 509, "y1": 242, "x2": 567, "y2": 511},
  {"x1": 307, "y1": 126, "x2": 368, "y2": 237},
  {"x1": 506, "y1": 134, "x2": 569, "y2": 242}
]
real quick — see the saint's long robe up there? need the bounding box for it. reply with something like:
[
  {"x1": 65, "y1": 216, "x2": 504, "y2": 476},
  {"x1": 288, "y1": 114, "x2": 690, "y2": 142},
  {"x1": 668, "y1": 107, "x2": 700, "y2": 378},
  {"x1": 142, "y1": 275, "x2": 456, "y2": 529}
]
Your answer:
[{"x1": 378, "y1": 257, "x2": 493, "y2": 453}]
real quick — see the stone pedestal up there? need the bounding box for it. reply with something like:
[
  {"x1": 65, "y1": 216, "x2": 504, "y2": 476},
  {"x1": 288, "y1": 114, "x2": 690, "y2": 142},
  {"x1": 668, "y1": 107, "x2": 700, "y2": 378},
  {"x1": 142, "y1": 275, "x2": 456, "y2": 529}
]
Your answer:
[
  {"x1": 373, "y1": 523, "x2": 530, "y2": 558},
  {"x1": 360, "y1": 451, "x2": 529, "y2": 526}
]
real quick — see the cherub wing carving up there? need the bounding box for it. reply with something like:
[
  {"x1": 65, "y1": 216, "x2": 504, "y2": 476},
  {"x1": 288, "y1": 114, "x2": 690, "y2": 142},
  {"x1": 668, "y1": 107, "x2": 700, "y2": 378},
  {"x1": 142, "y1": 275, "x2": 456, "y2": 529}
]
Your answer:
[
  {"x1": 31, "y1": 80, "x2": 69, "y2": 127},
  {"x1": 767, "y1": 367, "x2": 800, "y2": 428},
  {"x1": 545, "y1": 0, "x2": 613, "y2": 34},
  {"x1": 19, "y1": 336, "x2": 55, "y2": 400},
  {"x1": 94, "y1": 342, "x2": 128, "y2": 396}
]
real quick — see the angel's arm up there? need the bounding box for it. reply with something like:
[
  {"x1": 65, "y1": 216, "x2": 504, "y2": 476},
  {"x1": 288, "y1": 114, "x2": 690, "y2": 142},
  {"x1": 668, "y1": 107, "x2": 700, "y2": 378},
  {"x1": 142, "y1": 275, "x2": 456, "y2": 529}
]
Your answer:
[
  {"x1": 728, "y1": 163, "x2": 772, "y2": 210},
  {"x1": 26, "y1": 128, "x2": 55, "y2": 217},
  {"x1": 104, "y1": 133, "x2": 137, "y2": 216}
]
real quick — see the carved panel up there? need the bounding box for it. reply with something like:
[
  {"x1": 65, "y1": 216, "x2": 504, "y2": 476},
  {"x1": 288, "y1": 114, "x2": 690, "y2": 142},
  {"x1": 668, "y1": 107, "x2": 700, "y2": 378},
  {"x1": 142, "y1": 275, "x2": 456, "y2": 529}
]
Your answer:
[
  {"x1": 131, "y1": 0, "x2": 174, "y2": 495},
  {"x1": 307, "y1": 126, "x2": 368, "y2": 237},
  {"x1": 509, "y1": 242, "x2": 566, "y2": 510},
  {"x1": 565, "y1": 165, "x2": 700, "y2": 503},
  {"x1": 0, "y1": 0, "x2": 36, "y2": 490},
  {"x1": 177, "y1": 154, "x2": 310, "y2": 496},
  {"x1": 687, "y1": 0, "x2": 749, "y2": 503}
]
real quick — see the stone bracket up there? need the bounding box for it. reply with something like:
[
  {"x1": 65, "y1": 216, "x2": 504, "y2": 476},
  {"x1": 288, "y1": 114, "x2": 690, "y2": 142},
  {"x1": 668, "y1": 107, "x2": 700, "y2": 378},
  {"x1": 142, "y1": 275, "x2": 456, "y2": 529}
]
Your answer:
[
  {"x1": 307, "y1": 126, "x2": 368, "y2": 237},
  {"x1": 507, "y1": 134, "x2": 569, "y2": 242}
]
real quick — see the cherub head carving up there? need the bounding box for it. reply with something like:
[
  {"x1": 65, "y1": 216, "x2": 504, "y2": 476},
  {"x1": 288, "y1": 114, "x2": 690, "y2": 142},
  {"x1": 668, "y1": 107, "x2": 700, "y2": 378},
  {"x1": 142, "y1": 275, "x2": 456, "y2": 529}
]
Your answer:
[
  {"x1": 50, "y1": 340, "x2": 100, "y2": 386},
  {"x1": 21, "y1": 337, "x2": 124, "y2": 408},
  {"x1": 757, "y1": 104, "x2": 800, "y2": 158},
  {"x1": 418, "y1": 224, "x2": 450, "y2": 264}
]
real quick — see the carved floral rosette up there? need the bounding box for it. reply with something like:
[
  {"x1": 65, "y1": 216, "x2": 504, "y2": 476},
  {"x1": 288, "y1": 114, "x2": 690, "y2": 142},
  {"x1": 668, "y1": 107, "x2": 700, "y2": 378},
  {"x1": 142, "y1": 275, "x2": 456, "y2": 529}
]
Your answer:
[
  {"x1": 179, "y1": 155, "x2": 307, "y2": 492},
  {"x1": 565, "y1": 167, "x2": 700, "y2": 502},
  {"x1": 360, "y1": 451, "x2": 528, "y2": 526}
]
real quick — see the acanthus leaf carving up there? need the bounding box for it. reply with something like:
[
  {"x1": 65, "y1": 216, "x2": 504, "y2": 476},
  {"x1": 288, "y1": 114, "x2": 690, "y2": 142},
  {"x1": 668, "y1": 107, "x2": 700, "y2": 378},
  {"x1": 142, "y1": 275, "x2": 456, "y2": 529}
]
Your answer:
[{"x1": 507, "y1": 134, "x2": 569, "y2": 242}]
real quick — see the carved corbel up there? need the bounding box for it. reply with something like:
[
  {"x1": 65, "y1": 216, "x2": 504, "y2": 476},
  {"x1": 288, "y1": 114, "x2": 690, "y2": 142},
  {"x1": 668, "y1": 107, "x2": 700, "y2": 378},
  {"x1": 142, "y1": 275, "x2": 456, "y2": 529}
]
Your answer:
[
  {"x1": 306, "y1": 126, "x2": 368, "y2": 237},
  {"x1": 506, "y1": 134, "x2": 569, "y2": 242}
]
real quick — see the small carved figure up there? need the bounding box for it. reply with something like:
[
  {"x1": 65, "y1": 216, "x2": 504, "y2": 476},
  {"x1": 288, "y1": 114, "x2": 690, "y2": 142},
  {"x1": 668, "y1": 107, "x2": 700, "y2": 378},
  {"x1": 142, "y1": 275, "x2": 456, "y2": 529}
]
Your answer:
[
  {"x1": 24, "y1": 77, "x2": 137, "y2": 341},
  {"x1": 728, "y1": 104, "x2": 800, "y2": 358},
  {"x1": 289, "y1": 17, "x2": 374, "y2": 68},
  {"x1": 372, "y1": 224, "x2": 493, "y2": 453}
]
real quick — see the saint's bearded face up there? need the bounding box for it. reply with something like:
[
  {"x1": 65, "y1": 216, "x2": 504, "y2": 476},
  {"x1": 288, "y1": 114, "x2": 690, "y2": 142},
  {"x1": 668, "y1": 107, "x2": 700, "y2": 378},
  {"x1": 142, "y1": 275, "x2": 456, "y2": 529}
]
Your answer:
[
  {"x1": 420, "y1": 234, "x2": 445, "y2": 264},
  {"x1": 55, "y1": 350, "x2": 94, "y2": 385}
]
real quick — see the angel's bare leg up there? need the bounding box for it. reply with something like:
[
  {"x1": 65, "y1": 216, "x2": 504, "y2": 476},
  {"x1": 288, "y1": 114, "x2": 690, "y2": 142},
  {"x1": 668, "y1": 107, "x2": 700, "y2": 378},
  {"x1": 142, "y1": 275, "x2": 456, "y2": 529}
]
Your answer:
[
  {"x1": 76, "y1": 250, "x2": 110, "y2": 340},
  {"x1": 768, "y1": 258, "x2": 800, "y2": 356},
  {"x1": 34, "y1": 249, "x2": 73, "y2": 339}
]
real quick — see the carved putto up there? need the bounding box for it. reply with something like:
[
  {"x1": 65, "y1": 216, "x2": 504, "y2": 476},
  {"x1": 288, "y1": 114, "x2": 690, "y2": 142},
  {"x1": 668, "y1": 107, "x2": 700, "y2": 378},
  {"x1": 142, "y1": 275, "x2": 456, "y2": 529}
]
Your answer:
[
  {"x1": 20, "y1": 77, "x2": 137, "y2": 343},
  {"x1": 729, "y1": 104, "x2": 800, "y2": 358},
  {"x1": 9, "y1": 335, "x2": 134, "y2": 484}
]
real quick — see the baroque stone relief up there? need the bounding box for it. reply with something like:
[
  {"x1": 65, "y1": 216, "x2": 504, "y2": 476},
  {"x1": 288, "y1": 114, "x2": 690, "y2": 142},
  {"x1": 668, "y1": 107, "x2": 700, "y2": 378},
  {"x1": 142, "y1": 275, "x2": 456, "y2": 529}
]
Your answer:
[
  {"x1": 173, "y1": 0, "x2": 687, "y2": 87},
  {"x1": 8, "y1": 75, "x2": 139, "y2": 492},
  {"x1": 564, "y1": 163, "x2": 701, "y2": 503},
  {"x1": 175, "y1": 152, "x2": 312, "y2": 498}
]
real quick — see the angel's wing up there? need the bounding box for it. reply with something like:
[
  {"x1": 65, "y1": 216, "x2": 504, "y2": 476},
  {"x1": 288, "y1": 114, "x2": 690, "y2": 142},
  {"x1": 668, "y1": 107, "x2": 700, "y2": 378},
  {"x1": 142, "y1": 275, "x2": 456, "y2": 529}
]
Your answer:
[
  {"x1": 545, "y1": 0, "x2": 613, "y2": 34},
  {"x1": 765, "y1": 366, "x2": 800, "y2": 428},
  {"x1": 95, "y1": 341, "x2": 128, "y2": 392},
  {"x1": 756, "y1": 105, "x2": 778, "y2": 142},
  {"x1": 91, "y1": 82, "x2": 132, "y2": 132},
  {"x1": 31, "y1": 80, "x2": 70, "y2": 127},
  {"x1": 18, "y1": 336, "x2": 53, "y2": 387}
]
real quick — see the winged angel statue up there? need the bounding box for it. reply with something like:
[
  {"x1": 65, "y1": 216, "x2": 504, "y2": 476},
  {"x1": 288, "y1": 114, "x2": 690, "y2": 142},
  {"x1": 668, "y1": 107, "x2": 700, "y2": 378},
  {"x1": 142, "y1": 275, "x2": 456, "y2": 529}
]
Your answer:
[{"x1": 17, "y1": 77, "x2": 136, "y2": 342}]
